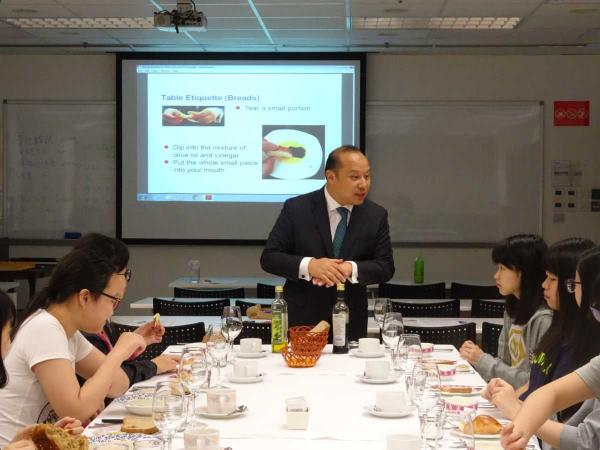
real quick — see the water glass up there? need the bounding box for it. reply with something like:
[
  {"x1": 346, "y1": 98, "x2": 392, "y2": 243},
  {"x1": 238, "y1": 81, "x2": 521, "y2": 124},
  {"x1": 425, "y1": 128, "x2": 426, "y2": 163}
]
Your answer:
[
  {"x1": 152, "y1": 381, "x2": 187, "y2": 450},
  {"x1": 416, "y1": 393, "x2": 445, "y2": 448},
  {"x1": 391, "y1": 343, "x2": 409, "y2": 373},
  {"x1": 382, "y1": 312, "x2": 404, "y2": 351},
  {"x1": 459, "y1": 408, "x2": 477, "y2": 450},
  {"x1": 178, "y1": 346, "x2": 209, "y2": 424},
  {"x1": 188, "y1": 260, "x2": 201, "y2": 283},
  {"x1": 402, "y1": 333, "x2": 423, "y2": 362},
  {"x1": 373, "y1": 297, "x2": 392, "y2": 328}
]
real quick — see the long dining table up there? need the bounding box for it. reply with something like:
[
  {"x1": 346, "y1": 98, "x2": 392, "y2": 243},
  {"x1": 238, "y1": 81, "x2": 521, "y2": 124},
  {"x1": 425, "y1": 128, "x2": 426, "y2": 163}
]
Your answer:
[{"x1": 85, "y1": 342, "x2": 540, "y2": 450}]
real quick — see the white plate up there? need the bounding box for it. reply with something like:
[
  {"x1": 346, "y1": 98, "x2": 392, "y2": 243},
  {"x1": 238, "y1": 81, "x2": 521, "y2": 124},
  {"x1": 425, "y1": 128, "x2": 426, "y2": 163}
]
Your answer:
[
  {"x1": 265, "y1": 129, "x2": 323, "y2": 180},
  {"x1": 350, "y1": 349, "x2": 385, "y2": 358},
  {"x1": 114, "y1": 391, "x2": 153, "y2": 404},
  {"x1": 125, "y1": 398, "x2": 153, "y2": 416},
  {"x1": 456, "y1": 364, "x2": 473, "y2": 372},
  {"x1": 197, "y1": 406, "x2": 246, "y2": 419},
  {"x1": 441, "y1": 386, "x2": 484, "y2": 397},
  {"x1": 356, "y1": 374, "x2": 399, "y2": 384},
  {"x1": 364, "y1": 405, "x2": 414, "y2": 418},
  {"x1": 227, "y1": 373, "x2": 265, "y2": 384},
  {"x1": 450, "y1": 428, "x2": 501, "y2": 440},
  {"x1": 88, "y1": 432, "x2": 155, "y2": 444},
  {"x1": 236, "y1": 350, "x2": 268, "y2": 359}
]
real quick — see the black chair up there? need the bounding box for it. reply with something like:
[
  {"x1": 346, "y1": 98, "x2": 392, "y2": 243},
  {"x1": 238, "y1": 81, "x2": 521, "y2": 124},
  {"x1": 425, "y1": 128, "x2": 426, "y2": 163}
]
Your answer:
[
  {"x1": 234, "y1": 321, "x2": 271, "y2": 344},
  {"x1": 257, "y1": 283, "x2": 276, "y2": 299},
  {"x1": 404, "y1": 323, "x2": 476, "y2": 349},
  {"x1": 391, "y1": 299, "x2": 460, "y2": 317},
  {"x1": 471, "y1": 299, "x2": 506, "y2": 318},
  {"x1": 153, "y1": 297, "x2": 229, "y2": 316},
  {"x1": 379, "y1": 282, "x2": 446, "y2": 299},
  {"x1": 174, "y1": 287, "x2": 245, "y2": 299},
  {"x1": 235, "y1": 300, "x2": 264, "y2": 316},
  {"x1": 450, "y1": 282, "x2": 503, "y2": 300},
  {"x1": 111, "y1": 320, "x2": 206, "y2": 360},
  {"x1": 482, "y1": 322, "x2": 503, "y2": 357}
]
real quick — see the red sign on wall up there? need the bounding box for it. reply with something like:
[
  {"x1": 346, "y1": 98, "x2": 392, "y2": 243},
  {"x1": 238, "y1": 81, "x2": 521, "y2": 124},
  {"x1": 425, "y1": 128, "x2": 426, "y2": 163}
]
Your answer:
[{"x1": 554, "y1": 101, "x2": 590, "y2": 126}]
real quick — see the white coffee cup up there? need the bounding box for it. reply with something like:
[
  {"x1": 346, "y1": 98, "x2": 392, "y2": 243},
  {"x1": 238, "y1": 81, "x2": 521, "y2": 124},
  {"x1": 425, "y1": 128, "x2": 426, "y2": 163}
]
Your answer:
[
  {"x1": 365, "y1": 360, "x2": 390, "y2": 379},
  {"x1": 233, "y1": 360, "x2": 258, "y2": 378},
  {"x1": 376, "y1": 390, "x2": 407, "y2": 412},
  {"x1": 194, "y1": 428, "x2": 219, "y2": 450},
  {"x1": 386, "y1": 434, "x2": 421, "y2": 450},
  {"x1": 240, "y1": 338, "x2": 262, "y2": 353},
  {"x1": 206, "y1": 388, "x2": 236, "y2": 414},
  {"x1": 183, "y1": 425, "x2": 209, "y2": 450},
  {"x1": 358, "y1": 338, "x2": 380, "y2": 354}
]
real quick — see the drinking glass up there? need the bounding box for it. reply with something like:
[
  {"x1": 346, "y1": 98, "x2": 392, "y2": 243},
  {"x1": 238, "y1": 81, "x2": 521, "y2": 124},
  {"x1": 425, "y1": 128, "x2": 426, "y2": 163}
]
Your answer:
[
  {"x1": 402, "y1": 333, "x2": 423, "y2": 363},
  {"x1": 381, "y1": 312, "x2": 404, "y2": 351},
  {"x1": 391, "y1": 342, "x2": 409, "y2": 373},
  {"x1": 207, "y1": 340, "x2": 229, "y2": 388},
  {"x1": 416, "y1": 393, "x2": 445, "y2": 449},
  {"x1": 459, "y1": 407, "x2": 477, "y2": 450},
  {"x1": 221, "y1": 306, "x2": 243, "y2": 345},
  {"x1": 373, "y1": 297, "x2": 392, "y2": 329},
  {"x1": 188, "y1": 260, "x2": 201, "y2": 283},
  {"x1": 178, "y1": 346, "x2": 209, "y2": 424},
  {"x1": 412, "y1": 362, "x2": 441, "y2": 400},
  {"x1": 152, "y1": 381, "x2": 187, "y2": 450}
]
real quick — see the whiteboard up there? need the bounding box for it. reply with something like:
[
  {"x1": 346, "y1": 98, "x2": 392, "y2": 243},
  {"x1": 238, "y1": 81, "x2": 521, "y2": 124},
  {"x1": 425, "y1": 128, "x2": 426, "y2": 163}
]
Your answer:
[
  {"x1": 3, "y1": 101, "x2": 116, "y2": 239},
  {"x1": 366, "y1": 102, "x2": 543, "y2": 244}
]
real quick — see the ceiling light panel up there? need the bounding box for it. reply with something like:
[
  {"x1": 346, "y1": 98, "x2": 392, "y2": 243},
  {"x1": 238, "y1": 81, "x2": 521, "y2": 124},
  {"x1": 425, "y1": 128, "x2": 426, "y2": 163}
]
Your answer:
[{"x1": 352, "y1": 17, "x2": 521, "y2": 29}]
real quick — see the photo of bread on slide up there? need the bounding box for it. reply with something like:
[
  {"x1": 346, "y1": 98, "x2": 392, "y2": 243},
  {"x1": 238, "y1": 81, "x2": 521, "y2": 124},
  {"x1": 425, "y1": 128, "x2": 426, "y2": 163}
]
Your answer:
[
  {"x1": 162, "y1": 105, "x2": 224, "y2": 126},
  {"x1": 262, "y1": 125, "x2": 325, "y2": 180}
]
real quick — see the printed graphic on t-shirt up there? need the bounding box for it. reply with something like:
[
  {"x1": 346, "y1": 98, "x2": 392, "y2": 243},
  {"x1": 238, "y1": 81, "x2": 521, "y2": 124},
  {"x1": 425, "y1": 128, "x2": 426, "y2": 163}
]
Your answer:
[{"x1": 508, "y1": 325, "x2": 526, "y2": 367}]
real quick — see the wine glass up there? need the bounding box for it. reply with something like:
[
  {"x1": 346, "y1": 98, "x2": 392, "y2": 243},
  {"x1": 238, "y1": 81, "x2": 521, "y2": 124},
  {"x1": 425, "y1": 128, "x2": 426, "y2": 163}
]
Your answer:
[
  {"x1": 221, "y1": 306, "x2": 243, "y2": 346},
  {"x1": 152, "y1": 381, "x2": 187, "y2": 450},
  {"x1": 178, "y1": 346, "x2": 209, "y2": 425},
  {"x1": 373, "y1": 297, "x2": 392, "y2": 330},
  {"x1": 188, "y1": 260, "x2": 201, "y2": 283},
  {"x1": 381, "y1": 312, "x2": 404, "y2": 351},
  {"x1": 207, "y1": 340, "x2": 229, "y2": 388}
]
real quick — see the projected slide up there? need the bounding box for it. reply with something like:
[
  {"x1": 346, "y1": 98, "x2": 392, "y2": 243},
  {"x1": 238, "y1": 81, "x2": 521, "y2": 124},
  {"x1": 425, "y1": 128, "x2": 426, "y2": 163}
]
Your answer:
[{"x1": 137, "y1": 64, "x2": 355, "y2": 203}]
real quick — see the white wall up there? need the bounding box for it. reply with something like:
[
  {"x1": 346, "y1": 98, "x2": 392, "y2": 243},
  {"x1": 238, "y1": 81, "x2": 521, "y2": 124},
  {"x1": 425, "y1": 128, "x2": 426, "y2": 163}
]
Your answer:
[{"x1": 1, "y1": 53, "x2": 599, "y2": 310}]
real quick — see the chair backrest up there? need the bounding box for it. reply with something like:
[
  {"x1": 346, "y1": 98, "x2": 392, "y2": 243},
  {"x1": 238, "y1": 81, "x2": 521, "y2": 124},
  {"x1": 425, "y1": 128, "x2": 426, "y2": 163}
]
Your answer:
[
  {"x1": 111, "y1": 320, "x2": 206, "y2": 360},
  {"x1": 450, "y1": 282, "x2": 503, "y2": 300},
  {"x1": 153, "y1": 297, "x2": 229, "y2": 316},
  {"x1": 234, "y1": 321, "x2": 272, "y2": 344},
  {"x1": 235, "y1": 300, "x2": 264, "y2": 316},
  {"x1": 481, "y1": 322, "x2": 503, "y2": 357},
  {"x1": 471, "y1": 299, "x2": 506, "y2": 318},
  {"x1": 256, "y1": 283, "x2": 276, "y2": 299},
  {"x1": 391, "y1": 299, "x2": 460, "y2": 317},
  {"x1": 403, "y1": 322, "x2": 476, "y2": 349},
  {"x1": 174, "y1": 287, "x2": 245, "y2": 299},
  {"x1": 379, "y1": 282, "x2": 446, "y2": 299}
]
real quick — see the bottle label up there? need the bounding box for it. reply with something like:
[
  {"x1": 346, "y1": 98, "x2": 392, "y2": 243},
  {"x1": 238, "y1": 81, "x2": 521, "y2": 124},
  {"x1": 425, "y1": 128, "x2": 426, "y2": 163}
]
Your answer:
[
  {"x1": 332, "y1": 313, "x2": 346, "y2": 346},
  {"x1": 272, "y1": 311, "x2": 283, "y2": 343}
]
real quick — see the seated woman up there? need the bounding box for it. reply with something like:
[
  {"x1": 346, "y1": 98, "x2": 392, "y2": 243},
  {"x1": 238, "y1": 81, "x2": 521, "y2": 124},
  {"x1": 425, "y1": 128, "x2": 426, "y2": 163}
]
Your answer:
[
  {"x1": 0, "y1": 290, "x2": 84, "y2": 450},
  {"x1": 73, "y1": 234, "x2": 178, "y2": 388},
  {"x1": 0, "y1": 239, "x2": 147, "y2": 446},
  {"x1": 500, "y1": 247, "x2": 600, "y2": 450},
  {"x1": 460, "y1": 234, "x2": 552, "y2": 388},
  {"x1": 485, "y1": 238, "x2": 597, "y2": 423}
]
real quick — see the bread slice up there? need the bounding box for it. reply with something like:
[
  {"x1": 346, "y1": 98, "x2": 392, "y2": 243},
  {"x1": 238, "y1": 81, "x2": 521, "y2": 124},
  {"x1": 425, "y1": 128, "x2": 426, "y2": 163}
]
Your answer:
[
  {"x1": 310, "y1": 320, "x2": 330, "y2": 333},
  {"x1": 120, "y1": 416, "x2": 158, "y2": 435},
  {"x1": 30, "y1": 424, "x2": 88, "y2": 450}
]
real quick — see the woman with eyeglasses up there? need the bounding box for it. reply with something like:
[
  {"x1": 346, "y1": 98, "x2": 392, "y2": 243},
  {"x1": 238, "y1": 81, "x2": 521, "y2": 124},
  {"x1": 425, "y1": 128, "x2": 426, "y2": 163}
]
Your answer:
[
  {"x1": 0, "y1": 236, "x2": 147, "y2": 446},
  {"x1": 500, "y1": 247, "x2": 600, "y2": 450},
  {"x1": 72, "y1": 234, "x2": 179, "y2": 394},
  {"x1": 460, "y1": 234, "x2": 551, "y2": 388},
  {"x1": 483, "y1": 238, "x2": 596, "y2": 423}
]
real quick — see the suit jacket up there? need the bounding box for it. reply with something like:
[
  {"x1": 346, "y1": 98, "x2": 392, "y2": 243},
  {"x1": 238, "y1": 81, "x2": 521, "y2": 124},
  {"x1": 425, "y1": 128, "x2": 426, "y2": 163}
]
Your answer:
[{"x1": 260, "y1": 187, "x2": 395, "y2": 340}]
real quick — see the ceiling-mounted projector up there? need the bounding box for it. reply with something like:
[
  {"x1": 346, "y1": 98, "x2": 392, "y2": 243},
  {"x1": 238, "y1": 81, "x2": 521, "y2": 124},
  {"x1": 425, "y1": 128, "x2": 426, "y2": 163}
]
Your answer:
[{"x1": 154, "y1": 0, "x2": 207, "y2": 33}]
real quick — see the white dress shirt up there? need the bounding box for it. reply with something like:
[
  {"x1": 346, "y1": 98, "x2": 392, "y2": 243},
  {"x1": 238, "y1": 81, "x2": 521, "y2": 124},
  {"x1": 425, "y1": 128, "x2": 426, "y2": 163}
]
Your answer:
[{"x1": 298, "y1": 186, "x2": 359, "y2": 283}]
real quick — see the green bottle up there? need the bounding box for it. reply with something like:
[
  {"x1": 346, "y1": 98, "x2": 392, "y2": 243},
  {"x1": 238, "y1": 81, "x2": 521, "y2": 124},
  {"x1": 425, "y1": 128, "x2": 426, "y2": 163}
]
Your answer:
[
  {"x1": 271, "y1": 285, "x2": 288, "y2": 353},
  {"x1": 414, "y1": 255, "x2": 424, "y2": 284}
]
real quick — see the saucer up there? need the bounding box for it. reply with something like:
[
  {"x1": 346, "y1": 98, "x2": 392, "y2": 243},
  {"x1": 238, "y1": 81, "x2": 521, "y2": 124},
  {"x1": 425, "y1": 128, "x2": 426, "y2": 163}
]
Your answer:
[
  {"x1": 350, "y1": 349, "x2": 385, "y2": 358},
  {"x1": 227, "y1": 373, "x2": 265, "y2": 384},
  {"x1": 197, "y1": 406, "x2": 247, "y2": 419},
  {"x1": 236, "y1": 350, "x2": 268, "y2": 359},
  {"x1": 356, "y1": 374, "x2": 399, "y2": 384},
  {"x1": 125, "y1": 398, "x2": 153, "y2": 416},
  {"x1": 364, "y1": 405, "x2": 414, "y2": 418}
]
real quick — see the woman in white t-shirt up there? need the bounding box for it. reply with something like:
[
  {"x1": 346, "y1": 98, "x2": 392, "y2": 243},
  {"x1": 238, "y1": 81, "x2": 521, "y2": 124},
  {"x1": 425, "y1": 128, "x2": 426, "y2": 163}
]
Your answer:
[
  {"x1": 0, "y1": 237, "x2": 147, "y2": 446},
  {"x1": 1, "y1": 290, "x2": 84, "y2": 450}
]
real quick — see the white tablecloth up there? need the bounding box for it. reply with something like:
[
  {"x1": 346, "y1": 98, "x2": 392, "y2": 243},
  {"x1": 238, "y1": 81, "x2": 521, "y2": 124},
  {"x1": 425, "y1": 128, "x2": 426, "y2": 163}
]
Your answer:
[{"x1": 86, "y1": 344, "x2": 539, "y2": 450}]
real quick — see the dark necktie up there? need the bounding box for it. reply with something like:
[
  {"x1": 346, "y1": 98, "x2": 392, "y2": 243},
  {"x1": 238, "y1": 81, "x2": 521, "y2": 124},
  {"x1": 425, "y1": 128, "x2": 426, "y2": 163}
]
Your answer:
[{"x1": 333, "y1": 207, "x2": 348, "y2": 258}]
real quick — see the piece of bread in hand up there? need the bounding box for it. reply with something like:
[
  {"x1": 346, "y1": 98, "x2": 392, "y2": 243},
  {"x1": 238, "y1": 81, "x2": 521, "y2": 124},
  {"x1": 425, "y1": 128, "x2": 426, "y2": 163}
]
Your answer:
[
  {"x1": 461, "y1": 415, "x2": 502, "y2": 435},
  {"x1": 30, "y1": 424, "x2": 88, "y2": 450},
  {"x1": 120, "y1": 416, "x2": 158, "y2": 435},
  {"x1": 310, "y1": 320, "x2": 330, "y2": 333}
]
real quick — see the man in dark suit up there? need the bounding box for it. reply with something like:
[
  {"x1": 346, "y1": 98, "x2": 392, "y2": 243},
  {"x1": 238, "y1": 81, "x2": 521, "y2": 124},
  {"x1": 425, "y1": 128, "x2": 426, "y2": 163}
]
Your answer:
[{"x1": 260, "y1": 145, "x2": 394, "y2": 340}]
